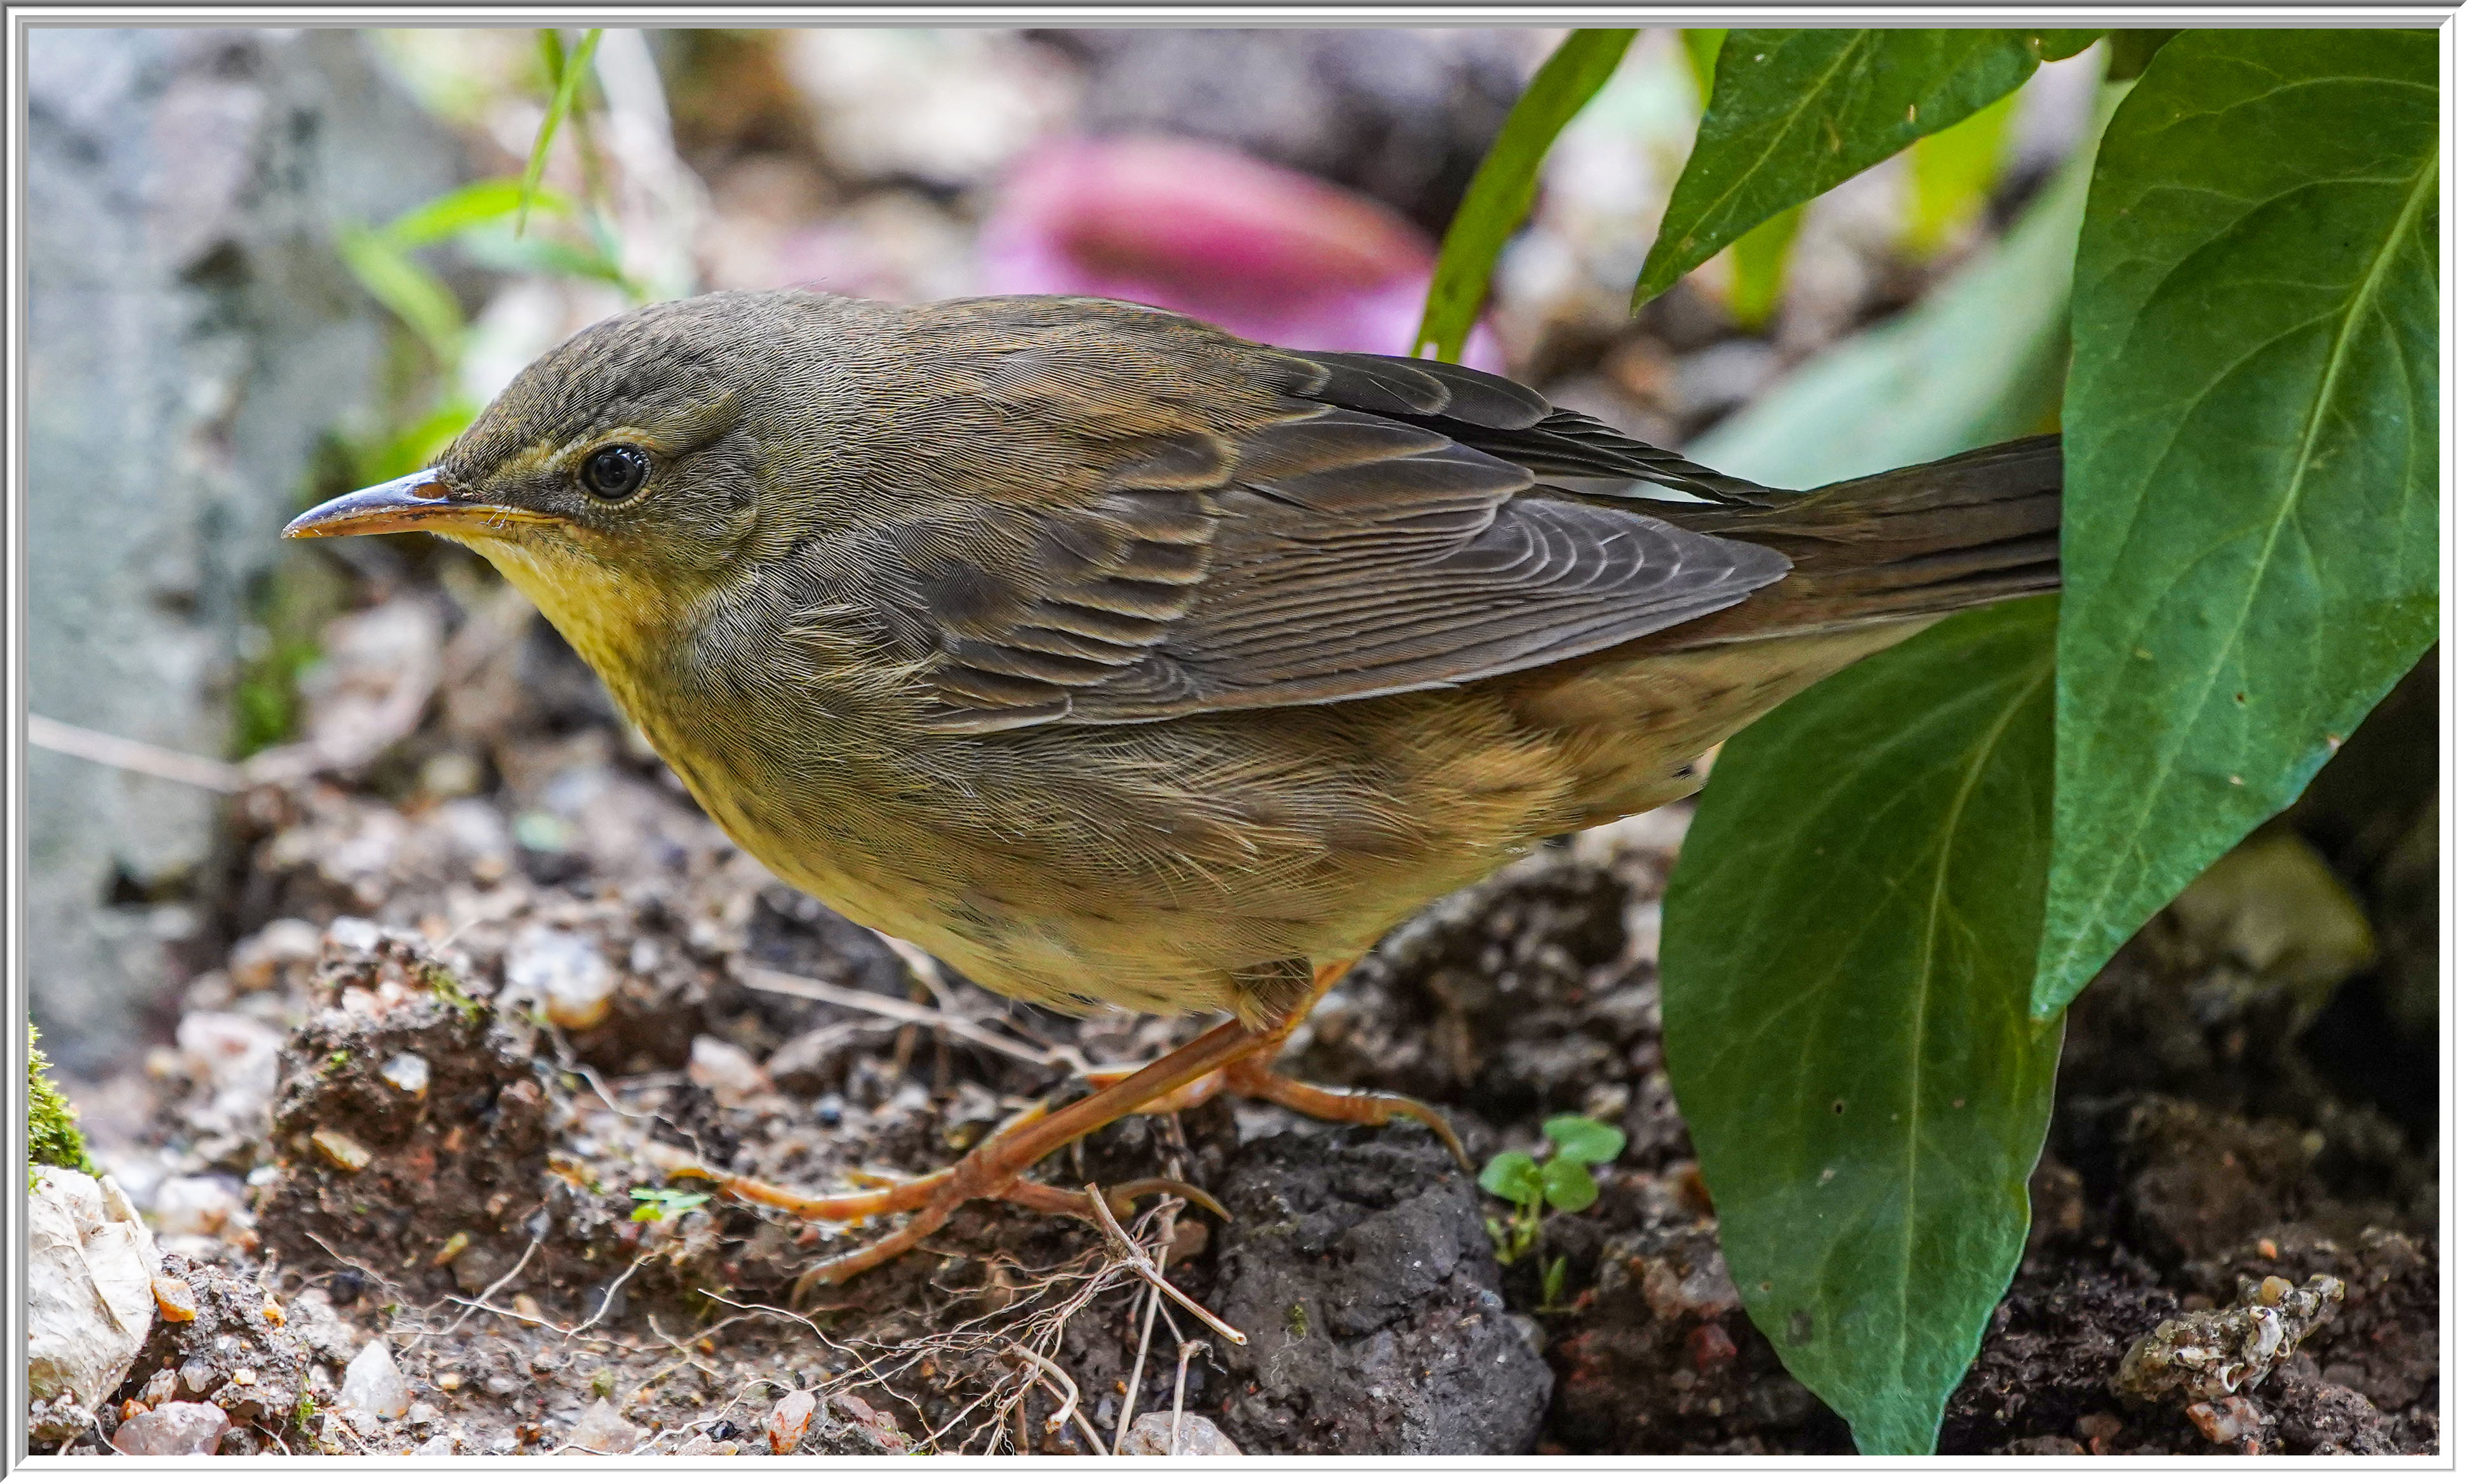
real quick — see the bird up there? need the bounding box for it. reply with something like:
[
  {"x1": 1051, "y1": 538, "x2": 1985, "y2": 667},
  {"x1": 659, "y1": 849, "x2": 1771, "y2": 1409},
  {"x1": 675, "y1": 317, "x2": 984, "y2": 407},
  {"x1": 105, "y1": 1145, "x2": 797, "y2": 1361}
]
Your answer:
[{"x1": 284, "y1": 288, "x2": 2060, "y2": 1288}]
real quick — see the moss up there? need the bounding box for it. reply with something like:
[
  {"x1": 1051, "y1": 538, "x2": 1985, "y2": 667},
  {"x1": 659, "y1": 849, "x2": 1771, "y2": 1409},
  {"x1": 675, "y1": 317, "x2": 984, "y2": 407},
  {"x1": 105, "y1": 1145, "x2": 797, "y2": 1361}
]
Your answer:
[{"x1": 28, "y1": 1023, "x2": 96, "y2": 1182}]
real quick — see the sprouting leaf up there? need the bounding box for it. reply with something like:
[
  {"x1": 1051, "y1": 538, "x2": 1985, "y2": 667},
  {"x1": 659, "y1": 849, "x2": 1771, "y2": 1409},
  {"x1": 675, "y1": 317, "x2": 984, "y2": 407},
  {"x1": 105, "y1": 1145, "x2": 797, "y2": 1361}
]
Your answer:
[
  {"x1": 335, "y1": 224, "x2": 462, "y2": 367},
  {"x1": 1413, "y1": 29, "x2": 1636, "y2": 362},
  {"x1": 629, "y1": 1186, "x2": 710, "y2": 1222},
  {"x1": 1664, "y1": 599, "x2": 2064, "y2": 1455},
  {"x1": 1540, "y1": 1254, "x2": 1570, "y2": 1309},
  {"x1": 2032, "y1": 30, "x2": 2438, "y2": 1017},
  {"x1": 1635, "y1": 29, "x2": 2098, "y2": 307},
  {"x1": 1478, "y1": 1150, "x2": 1544, "y2": 1204},
  {"x1": 518, "y1": 27, "x2": 603, "y2": 235},
  {"x1": 1538, "y1": 1158, "x2": 1601, "y2": 1215},
  {"x1": 382, "y1": 179, "x2": 570, "y2": 249},
  {"x1": 1542, "y1": 1115, "x2": 1626, "y2": 1166}
]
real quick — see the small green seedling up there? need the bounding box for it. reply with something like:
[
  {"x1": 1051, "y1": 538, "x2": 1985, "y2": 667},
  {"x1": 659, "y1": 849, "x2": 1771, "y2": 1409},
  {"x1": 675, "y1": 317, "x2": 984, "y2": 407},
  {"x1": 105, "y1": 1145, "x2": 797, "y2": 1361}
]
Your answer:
[
  {"x1": 1479, "y1": 1114, "x2": 1625, "y2": 1266},
  {"x1": 629, "y1": 1186, "x2": 710, "y2": 1223}
]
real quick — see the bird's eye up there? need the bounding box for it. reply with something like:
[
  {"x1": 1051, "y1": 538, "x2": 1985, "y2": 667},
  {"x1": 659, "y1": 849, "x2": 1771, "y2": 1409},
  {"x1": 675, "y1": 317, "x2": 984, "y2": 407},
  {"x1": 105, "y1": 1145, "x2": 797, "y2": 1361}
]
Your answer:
[{"x1": 580, "y1": 444, "x2": 650, "y2": 501}]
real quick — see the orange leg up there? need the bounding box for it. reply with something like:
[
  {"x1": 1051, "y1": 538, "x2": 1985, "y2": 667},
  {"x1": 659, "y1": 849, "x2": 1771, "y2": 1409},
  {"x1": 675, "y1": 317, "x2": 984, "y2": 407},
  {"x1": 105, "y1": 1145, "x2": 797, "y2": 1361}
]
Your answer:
[{"x1": 695, "y1": 960, "x2": 1465, "y2": 1295}]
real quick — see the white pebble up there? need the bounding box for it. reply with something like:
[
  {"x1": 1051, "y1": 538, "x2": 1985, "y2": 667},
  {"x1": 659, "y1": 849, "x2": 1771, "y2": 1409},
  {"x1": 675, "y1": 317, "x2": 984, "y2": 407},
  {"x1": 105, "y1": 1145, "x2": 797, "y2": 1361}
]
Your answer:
[{"x1": 338, "y1": 1339, "x2": 409, "y2": 1424}]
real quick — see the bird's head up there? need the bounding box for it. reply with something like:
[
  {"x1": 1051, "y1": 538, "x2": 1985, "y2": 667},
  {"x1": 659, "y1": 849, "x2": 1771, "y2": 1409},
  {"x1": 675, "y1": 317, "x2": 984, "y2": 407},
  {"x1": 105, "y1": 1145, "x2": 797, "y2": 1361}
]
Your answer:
[{"x1": 283, "y1": 292, "x2": 845, "y2": 673}]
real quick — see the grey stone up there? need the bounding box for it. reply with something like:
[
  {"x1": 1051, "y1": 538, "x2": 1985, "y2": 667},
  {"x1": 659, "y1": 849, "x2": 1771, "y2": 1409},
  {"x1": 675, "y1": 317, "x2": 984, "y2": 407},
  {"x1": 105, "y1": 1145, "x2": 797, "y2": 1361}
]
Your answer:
[
  {"x1": 25, "y1": 29, "x2": 462, "y2": 1073},
  {"x1": 1207, "y1": 1125, "x2": 1554, "y2": 1454},
  {"x1": 112, "y1": 1400, "x2": 230, "y2": 1455}
]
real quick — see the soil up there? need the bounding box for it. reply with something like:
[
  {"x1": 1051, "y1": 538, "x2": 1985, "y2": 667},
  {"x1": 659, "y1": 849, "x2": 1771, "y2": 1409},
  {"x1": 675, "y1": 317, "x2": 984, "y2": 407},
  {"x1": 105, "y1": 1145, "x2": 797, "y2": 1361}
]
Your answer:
[{"x1": 36, "y1": 557, "x2": 2439, "y2": 1463}]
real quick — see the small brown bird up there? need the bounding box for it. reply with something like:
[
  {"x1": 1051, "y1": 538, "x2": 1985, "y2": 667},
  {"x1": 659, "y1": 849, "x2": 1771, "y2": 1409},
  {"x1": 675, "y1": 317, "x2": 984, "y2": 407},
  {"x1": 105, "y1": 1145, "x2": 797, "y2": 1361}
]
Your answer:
[{"x1": 286, "y1": 289, "x2": 2059, "y2": 1285}]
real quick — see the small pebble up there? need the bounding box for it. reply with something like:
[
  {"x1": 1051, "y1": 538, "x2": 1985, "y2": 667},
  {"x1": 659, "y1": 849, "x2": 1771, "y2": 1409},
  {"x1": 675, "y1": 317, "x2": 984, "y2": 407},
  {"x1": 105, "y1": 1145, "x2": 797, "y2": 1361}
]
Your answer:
[
  {"x1": 688, "y1": 1035, "x2": 772, "y2": 1106},
  {"x1": 178, "y1": 1359, "x2": 222, "y2": 1398},
  {"x1": 311, "y1": 1129, "x2": 374, "y2": 1173},
  {"x1": 339, "y1": 1339, "x2": 410, "y2": 1422},
  {"x1": 767, "y1": 1389, "x2": 816, "y2": 1455},
  {"x1": 379, "y1": 1054, "x2": 430, "y2": 1096},
  {"x1": 1119, "y1": 1412, "x2": 1242, "y2": 1456},
  {"x1": 566, "y1": 1398, "x2": 643, "y2": 1455},
  {"x1": 407, "y1": 1403, "x2": 441, "y2": 1427},
  {"x1": 2186, "y1": 1395, "x2": 2265, "y2": 1443},
  {"x1": 111, "y1": 1401, "x2": 229, "y2": 1455},
  {"x1": 140, "y1": 1370, "x2": 178, "y2": 1407},
  {"x1": 152, "y1": 1273, "x2": 199, "y2": 1323},
  {"x1": 413, "y1": 1436, "x2": 455, "y2": 1455}
]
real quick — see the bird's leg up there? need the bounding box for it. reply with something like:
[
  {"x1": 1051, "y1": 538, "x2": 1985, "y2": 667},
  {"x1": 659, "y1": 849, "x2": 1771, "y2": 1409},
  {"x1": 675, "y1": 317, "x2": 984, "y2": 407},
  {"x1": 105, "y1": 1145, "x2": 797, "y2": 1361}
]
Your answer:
[
  {"x1": 700, "y1": 1015, "x2": 1272, "y2": 1296},
  {"x1": 700, "y1": 960, "x2": 1465, "y2": 1297},
  {"x1": 1079, "y1": 959, "x2": 1472, "y2": 1167}
]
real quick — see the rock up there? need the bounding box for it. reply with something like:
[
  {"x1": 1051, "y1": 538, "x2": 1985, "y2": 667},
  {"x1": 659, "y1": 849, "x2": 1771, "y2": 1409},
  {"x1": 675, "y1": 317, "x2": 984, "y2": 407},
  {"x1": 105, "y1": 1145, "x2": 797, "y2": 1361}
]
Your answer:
[
  {"x1": 121, "y1": 1252, "x2": 316, "y2": 1429},
  {"x1": 338, "y1": 1339, "x2": 410, "y2": 1426},
  {"x1": 23, "y1": 28, "x2": 460, "y2": 1075},
  {"x1": 1208, "y1": 1125, "x2": 1553, "y2": 1454},
  {"x1": 152, "y1": 1273, "x2": 199, "y2": 1323},
  {"x1": 110, "y1": 1400, "x2": 229, "y2": 1455},
  {"x1": 1119, "y1": 1412, "x2": 1243, "y2": 1455},
  {"x1": 229, "y1": 918, "x2": 325, "y2": 993},
  {"x1": 27, "y1": 1169, "x2": 161, "y2": 1412},
  {"x1": 568, "y1": 1398, "x2": 644, "y2": 1455},
  {"x1": 504, "y1": 923, "x2": 617, "y2": 1030},
  {"x1": 766, "y1": 1388, "x2": 816, "y2": 1454},
  {"x1": 147, "y1": 1172, "x2": 248, "y2": 1238},
  {"x1": 2114, "y1": 1273, "x2": 2344, "y2": 1403},
  {"x1": 688, "y1": 1034, "x2": 772, "y2": 1106},
  {"x1": 173, "y1": 1012, "x2": 286, "y2": 1146},
  {"x1": 414, "y1": 1436, "x2": 456, "y2": 1455}
]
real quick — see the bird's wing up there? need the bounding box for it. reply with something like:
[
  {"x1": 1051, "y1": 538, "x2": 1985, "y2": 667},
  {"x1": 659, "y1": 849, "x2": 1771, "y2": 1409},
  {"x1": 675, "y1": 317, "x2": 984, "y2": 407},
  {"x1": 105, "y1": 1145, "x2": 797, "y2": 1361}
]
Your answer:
[{"x1": 893, "y1": 341, "x2": 1794, "y2": 734}]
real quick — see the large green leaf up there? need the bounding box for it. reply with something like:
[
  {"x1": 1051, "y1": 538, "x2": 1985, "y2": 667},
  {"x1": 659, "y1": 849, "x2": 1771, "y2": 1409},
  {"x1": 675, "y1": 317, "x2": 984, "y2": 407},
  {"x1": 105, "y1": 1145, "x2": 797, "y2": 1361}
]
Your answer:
[
  {"x1": 1664, "y1": 599, "x2": 2064, "y2": 1455},
  {"x1": 1636, "y1": 29, "x2": 2098, "y2": 307},
  {"x1": 2031, "y1": 30, "x2": 2439, "y2": 1017},
  {"x1": 1413, "y1": 29, "x2": 1636, "y2": 361}
]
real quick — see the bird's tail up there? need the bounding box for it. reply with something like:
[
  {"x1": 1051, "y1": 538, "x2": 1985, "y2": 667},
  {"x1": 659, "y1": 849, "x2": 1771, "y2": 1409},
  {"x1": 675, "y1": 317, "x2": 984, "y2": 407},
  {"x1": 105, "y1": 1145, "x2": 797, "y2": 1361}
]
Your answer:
[{"x1": 1661, "y1": 434, "x2": 2062, "y2": 642}]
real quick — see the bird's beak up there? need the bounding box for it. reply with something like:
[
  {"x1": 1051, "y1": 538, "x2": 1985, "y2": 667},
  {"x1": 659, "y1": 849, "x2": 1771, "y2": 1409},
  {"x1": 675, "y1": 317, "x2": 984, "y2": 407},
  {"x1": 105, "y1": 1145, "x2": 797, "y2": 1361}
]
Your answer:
[{"x1": 281, "y1": 470, "x2": 558, "y2": 541}]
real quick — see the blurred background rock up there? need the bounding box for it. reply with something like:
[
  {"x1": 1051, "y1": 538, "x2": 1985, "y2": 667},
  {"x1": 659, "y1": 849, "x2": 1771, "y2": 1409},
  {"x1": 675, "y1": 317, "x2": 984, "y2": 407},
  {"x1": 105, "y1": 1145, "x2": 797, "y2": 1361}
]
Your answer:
[{"x1": 26, "y1": 29, "x2": 461, "y2": 1073}]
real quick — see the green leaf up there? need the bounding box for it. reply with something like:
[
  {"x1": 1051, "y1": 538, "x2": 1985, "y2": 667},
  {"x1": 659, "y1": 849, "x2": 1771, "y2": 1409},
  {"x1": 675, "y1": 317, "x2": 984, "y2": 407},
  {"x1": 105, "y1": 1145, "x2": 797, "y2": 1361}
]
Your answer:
[
  {"x1": 1690, "y1": 83, "x2": 2121, "y2": 489},
  {"x1": 1413, "y1": 29, "x2": 1636, "y2": 362},
  {"x1": 335, "y1": 224, "x2": 463, "y2": 367},
  {"x1": 1478, "y1": 1150, "x2": 1543, "y2": 1203},
  {"x1": 2103, "y1": 29, "x2": 2177, "y2": 81},
  {"x1": 2032, "y1": 30, "x2": 2439, "y2": 1018},
  {"x1": 519, "y1": 27, "x2": 602, "y2": 235},
  {"x1": 1723, "y1": 202, "x2": 1802, "y2": 330},
  {"x1": 382, "y1": 179, "x2": 569, "y2": 248},
  {"x1": 1905, "y1": 89, "x2": 2018, "y2": 256},
  {"x1": 1636, "y1": 29, "x2": 2075, "y2": 307},
  {"x1": 1664, "y1": 599, "x2": 2065, "y2": 1455},
  {"x1": 1542, "y1": 1115, "x2": 1626, "y2": 1166},
  {"x1": 1680, "y1": 29, "x2": 1726, "y2": 98},
  {"x1": 1538, "y1": 1157, "x2": 1601, "y2": 1214}
]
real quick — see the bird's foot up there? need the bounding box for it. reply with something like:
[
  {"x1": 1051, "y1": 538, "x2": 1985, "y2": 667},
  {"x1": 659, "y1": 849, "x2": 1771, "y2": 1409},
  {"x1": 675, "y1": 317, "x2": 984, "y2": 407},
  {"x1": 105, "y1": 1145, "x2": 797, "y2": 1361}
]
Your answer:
[
  {"x1": 691, "y1": 1017, "x2": 1265, "y2": 1299},
  {"x1": 1080, "y1": 1055, "x2": 1470, "y2": 1169}
]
